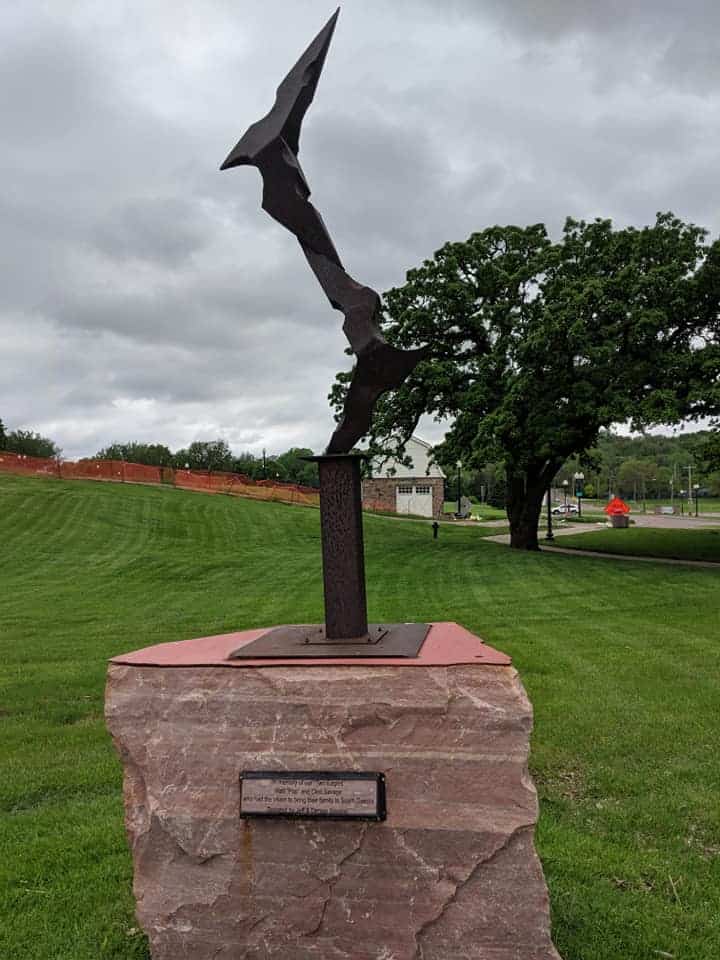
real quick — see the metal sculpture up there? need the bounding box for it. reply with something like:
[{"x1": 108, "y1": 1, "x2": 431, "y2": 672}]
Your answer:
[
  {"x1": 220, "y1": 7, "x2": 426, "y2": 455},
  {"x1": 222, "y1": 8, "x2": 429, "y2": 652}
]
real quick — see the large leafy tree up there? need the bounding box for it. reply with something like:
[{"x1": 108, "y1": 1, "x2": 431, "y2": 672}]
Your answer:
[
  {"x1": 95, "y1": 442, "x2": 173, "y2": 466},
  {"x1": 3, "y1": 428, "x2": 60, "y2": 459},
  {"x1": 172, "y1": 439, "x2": 235, "y2": 472},
  {"x1": 332, "y1": 214, "x2": 720, "y2": 549},
  {"x1": 275, "y1": 448, "x2": 319, "y2": 487}
]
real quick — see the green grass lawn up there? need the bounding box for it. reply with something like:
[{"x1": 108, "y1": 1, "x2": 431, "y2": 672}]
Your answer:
[
  {"x1": 443, "y1": 500, "x2": 507, "y2": 521},
  {"x1": 556, "y1": 527, "x2": 720, "y2": 563},
  {"x1": 1, "y1": 474, "x2": 719, "y2": 960}
]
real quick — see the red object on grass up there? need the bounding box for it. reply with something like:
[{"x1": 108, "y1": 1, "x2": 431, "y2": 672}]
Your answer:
[{"x1": 604, "y1": 497, "x2": 630, "y2": 515}]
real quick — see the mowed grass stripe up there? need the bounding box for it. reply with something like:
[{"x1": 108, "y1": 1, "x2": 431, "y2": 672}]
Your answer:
[
  {"x1": 0, "y1": 473, "x2": 719, "y2": 960},
  {"x1": 556, "y1": 526, "x2": 720, "y2": 563}
]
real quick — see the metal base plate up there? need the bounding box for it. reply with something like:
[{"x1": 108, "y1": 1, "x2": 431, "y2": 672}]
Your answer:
[{"x1": 228, "y1": 623, "x2": 430, "y2": 660}]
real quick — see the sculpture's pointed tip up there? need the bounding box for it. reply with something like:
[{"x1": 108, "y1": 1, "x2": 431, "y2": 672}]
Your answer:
[
  {"x1": 220, "y1": 7, "x2": 341, "y2": 172},
  {"x1": 318, "y1": 7, "x2": 340, "y2": 47},
  {"x1": 220, "y1": 153, "x2": 244, "y2": 171}
]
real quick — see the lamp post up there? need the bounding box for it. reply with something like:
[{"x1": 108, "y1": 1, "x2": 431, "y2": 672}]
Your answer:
[
  {"x1": 562, "y1": 479, "x2": 568, "y2": 507},
  {"x1": 456, "y1": 460, "x2": 462, "y2": 516},
  {"x1": 545, "y1": 487, "x2": 554, "y2": 541},
  {"x1": 574, "y1": 471, "x2": 584, "y2": 519},
  {"x1": 693, "y1": 483, "x2": 700, "y2": 517}
]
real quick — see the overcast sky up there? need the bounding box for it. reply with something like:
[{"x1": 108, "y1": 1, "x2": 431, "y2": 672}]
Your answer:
[{"x1": 2, "y1": 1, "x2": 719, "y2": 459}]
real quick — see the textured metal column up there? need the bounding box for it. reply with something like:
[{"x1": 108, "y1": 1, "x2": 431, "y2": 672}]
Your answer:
[{"x1": 314, "y1": 454, "x2": 368, "y2": 640}]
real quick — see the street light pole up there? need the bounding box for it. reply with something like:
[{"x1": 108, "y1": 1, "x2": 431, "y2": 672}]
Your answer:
[
  {"x1": 562, "y1": 479, "x2": 568, "y2": 507},
  {"x1": 545, "y1": 487, "x2": 554, "y2": 541},
  {"x1": 574, "y1": 471, "x2": 584, "y2": 519},
  {"x1": 693, "y1": 483, "x2": 700, "y2": 517},
  {"x1": 456, "y1": 460, "x2": 462, "y2": 516}
]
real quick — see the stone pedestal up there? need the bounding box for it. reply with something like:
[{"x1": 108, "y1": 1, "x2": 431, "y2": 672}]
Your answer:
[{"x1": 105, "y1": 622, "x2": 560, "y2": 960}]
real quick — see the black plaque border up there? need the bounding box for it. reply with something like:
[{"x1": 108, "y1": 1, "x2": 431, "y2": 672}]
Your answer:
[{"x1": 240, "y1": 770, "x2": 386, "y2": 822}]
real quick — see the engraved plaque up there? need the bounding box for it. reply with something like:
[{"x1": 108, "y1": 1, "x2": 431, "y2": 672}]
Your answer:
[{"x1": 240, "y1": 771, "x2": 386, "y2": 821}]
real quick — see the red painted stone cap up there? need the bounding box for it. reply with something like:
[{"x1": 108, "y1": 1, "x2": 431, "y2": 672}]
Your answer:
[{"x1": 109, "y1": 621, "x2": 511, "y2": 669}]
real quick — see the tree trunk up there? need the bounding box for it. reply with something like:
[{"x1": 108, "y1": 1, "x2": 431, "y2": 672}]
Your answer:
[{"x1": 506, "y1": 472, "x2": 550, "y2": 550}]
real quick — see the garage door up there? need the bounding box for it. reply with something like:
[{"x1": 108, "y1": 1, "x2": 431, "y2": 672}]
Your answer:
[{"x1": 396, "y1": 483, "x2": 433, "y2": 518}]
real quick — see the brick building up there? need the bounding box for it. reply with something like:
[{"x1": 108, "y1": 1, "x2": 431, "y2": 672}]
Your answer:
[{"x1": 361, "y1": 436, "x2": 445, "y2": 519}]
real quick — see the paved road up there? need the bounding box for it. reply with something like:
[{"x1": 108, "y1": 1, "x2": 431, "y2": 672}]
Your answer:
[
  {"x1": 558, "y1": 512, "x2": 720, "y2": 530},
  {"x1": 485, "y1": 510, "x2": 720, "y2": 547}
]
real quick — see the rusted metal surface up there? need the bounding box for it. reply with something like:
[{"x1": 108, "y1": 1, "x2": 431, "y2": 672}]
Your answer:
[
  {"x1": 220, "y1": 9, "x2": 427, "y2": 454},
  {"x1": 219, "y1": 11, "x2": 433, "y2": 644},
  {"x1": 228, "y1": 622, "x2": 430, "y2": 659},
  {"x1": 315, "y1": 453, "x2": 368, "y2": 639}
]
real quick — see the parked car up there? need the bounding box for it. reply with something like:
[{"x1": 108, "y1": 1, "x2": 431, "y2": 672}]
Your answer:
[{"x1": 551, "y1": 503, "x2": 579, "y2": 516}]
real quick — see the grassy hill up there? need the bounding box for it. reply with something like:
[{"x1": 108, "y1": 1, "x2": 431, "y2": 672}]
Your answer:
[{"x1": 1, "y1": 473, "x2": 719, "y2": 959}]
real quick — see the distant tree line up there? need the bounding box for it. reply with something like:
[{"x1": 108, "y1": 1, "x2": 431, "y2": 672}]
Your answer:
[
  {"x1": 3, "y1": 413, "x2": 718, "y2": 503},
  {"x1": 437, "y1": 428, "x2": 720, "y2": 505},
  {"x1": 0, "y1": 419, "x2": 320, "y2": 488},
  {"x1": 0, "y1": 418, "x2": 60, "y2": 458},
  {"x1": 93, "y1": 440, "x2": 320, "y2": 488},
  {"x1": 563, "y1": 429, "x2": 720, "y2": 500}
]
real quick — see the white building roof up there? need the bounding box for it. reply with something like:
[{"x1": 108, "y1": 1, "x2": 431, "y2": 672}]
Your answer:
[{"x1": 370, "y1": 436, "x2": 446, "y2": 479}]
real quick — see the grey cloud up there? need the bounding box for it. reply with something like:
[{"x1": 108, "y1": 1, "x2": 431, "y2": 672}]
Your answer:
[
  {"x1": 2, "y1": 0, "x2": 719, "y2": 459},
  {"x1": 92, "y1": 196, "x2": 214, "y2": 265},
  {"x1": 425, "y1": 0, "x2": 720, "y2": 93}
]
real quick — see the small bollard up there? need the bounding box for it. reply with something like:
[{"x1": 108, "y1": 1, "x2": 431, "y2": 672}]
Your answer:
[{"x1": 432, "y1": 521, "x2": 439, "y2": 539}]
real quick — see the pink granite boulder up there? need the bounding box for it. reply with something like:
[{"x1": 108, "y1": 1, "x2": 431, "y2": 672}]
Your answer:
[{"x1": 105, "y1": 624, "x2": 560, "y2": 959}]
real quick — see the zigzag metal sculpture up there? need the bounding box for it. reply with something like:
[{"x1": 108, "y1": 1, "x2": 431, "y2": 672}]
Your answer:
[{"x1": 220, "y1": 8, "x2": 427, "y2": 454}]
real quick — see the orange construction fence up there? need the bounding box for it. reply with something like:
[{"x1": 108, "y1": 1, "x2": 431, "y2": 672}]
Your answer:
[{"x1": 0, "y1": 450, "x2": 320, "y2": 508}]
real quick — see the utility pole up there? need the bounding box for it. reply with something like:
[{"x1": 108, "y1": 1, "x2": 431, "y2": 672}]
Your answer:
[{"x1": 685, "y1": 465, "x2": 693, "y2": 510}]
